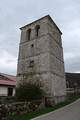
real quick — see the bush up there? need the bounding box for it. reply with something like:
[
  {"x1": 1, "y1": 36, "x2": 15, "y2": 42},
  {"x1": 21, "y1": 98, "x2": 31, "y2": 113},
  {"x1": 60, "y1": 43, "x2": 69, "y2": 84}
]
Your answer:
[{"x1": 16, "y1": 82, "x2": 44, "y2": 101}]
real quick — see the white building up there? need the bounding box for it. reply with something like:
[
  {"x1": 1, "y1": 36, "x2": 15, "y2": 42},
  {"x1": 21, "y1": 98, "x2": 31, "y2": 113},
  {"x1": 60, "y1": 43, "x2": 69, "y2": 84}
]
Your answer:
[{"x1": 0, "y1": 73, "x2": 16, "y2": 96}]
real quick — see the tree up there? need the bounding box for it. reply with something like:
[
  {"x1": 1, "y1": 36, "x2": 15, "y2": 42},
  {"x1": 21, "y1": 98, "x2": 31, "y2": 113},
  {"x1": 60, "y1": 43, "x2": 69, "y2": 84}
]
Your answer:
[{"x1": 16, "y1": 81, "x2": 44, "y2": 101}]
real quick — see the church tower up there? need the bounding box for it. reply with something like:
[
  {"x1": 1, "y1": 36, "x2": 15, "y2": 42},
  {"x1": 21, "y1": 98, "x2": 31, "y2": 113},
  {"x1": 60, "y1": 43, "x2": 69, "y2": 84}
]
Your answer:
[{"x1": 17, "y1": 15, "x2": 66, "y2": 103}]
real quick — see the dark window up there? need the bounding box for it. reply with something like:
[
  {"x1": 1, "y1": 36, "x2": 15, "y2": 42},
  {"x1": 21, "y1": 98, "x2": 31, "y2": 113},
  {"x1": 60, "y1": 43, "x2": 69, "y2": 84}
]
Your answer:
[
  {"x1": 35, "y1": 25, "x2": 40, "y2": 37},
  {"x1": 8, "y1": 87, "x2": 13, "y2": 96},
  {"x1": 29, "y1": 60, "x2": 34, "y2": 67},
  {"x1": 31, "y1": 44, "x2": 34, "y2": 48},
  {"x1": 27, "y1": 29, "x2": 31, "y2": 40}
]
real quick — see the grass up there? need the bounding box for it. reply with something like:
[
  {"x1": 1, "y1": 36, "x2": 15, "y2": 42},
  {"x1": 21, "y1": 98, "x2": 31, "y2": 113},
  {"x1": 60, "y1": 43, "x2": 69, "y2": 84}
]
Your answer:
[{"x1": 7, "y1": 95, "x2": 80, "y2": 120}]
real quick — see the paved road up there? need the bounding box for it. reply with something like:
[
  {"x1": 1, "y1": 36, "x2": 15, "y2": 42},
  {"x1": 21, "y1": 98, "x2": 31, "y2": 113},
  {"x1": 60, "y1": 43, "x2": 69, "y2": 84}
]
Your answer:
[{"x1": 32, "y1": 99, "x2": 80, "y2": 120}]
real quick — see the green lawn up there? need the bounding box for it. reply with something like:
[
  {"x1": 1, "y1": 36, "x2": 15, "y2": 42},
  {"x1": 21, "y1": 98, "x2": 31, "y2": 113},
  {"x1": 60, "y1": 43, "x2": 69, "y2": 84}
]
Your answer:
[{"x1": 7, "y1": 95, "x2": 80, "y2": 120}]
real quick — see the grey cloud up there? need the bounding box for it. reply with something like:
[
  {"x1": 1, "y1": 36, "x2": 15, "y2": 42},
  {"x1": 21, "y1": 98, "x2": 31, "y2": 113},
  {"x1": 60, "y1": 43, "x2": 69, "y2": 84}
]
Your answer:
[
  {"x1": 65, "y1": 55, "x2": 80, "y2": 73},
  {"x1": 0, "y1": 0, "x2": 80, "y2": 74}
]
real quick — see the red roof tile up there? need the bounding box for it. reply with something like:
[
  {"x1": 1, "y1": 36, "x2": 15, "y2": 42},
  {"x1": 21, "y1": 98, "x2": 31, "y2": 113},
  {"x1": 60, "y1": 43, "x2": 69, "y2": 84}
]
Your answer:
[{"x1": 0, "y1": 73, "x2": 16, "y2": 86}]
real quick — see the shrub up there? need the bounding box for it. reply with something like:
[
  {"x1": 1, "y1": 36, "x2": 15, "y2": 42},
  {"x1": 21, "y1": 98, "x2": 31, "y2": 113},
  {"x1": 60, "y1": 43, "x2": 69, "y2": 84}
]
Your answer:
[{"x1": 16, "y1": 82, "x2": 44, "y2": 101}]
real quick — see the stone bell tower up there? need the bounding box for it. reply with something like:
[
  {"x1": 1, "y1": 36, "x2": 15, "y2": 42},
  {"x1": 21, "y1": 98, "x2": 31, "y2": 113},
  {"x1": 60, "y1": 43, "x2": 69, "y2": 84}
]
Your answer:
[{"x1": 17, "y1": 15, "x2": 66, "y2": 103}]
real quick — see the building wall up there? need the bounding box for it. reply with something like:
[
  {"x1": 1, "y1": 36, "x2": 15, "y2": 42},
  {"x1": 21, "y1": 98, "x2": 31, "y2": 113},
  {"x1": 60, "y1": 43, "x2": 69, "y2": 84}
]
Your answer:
[
  {"x1": 0, "y1": 86, "x2": 7, "y2": 96},
  {"x1": 17, "y1": 17, "x2": 50, "y2": 85},
  {"x1": 0, "y1": 86, "x2": 15, "y2": 96},
  {"x1": 13, "y1": 87, "x2": 15, "y2": 96},
  {"x1": 17, "y1": 15, "x2": 66, "y2": 103}
]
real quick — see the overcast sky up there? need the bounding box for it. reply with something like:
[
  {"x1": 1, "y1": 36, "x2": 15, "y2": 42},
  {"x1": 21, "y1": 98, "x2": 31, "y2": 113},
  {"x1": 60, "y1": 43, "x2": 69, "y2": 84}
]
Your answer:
[{"x1": 0, "y1": 0, "x2": 80, "y2": 75}]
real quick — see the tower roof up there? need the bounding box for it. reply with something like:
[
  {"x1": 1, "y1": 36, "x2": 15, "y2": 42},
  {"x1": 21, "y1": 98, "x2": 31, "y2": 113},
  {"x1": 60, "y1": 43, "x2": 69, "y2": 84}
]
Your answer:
[{"x1": 20, "y1": 15, "x2": 62, "y2": 34}]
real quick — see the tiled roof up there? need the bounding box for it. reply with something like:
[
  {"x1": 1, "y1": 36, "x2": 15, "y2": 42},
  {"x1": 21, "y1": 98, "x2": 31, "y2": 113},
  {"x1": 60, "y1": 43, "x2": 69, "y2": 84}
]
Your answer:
[{"x1": 0, "y1": 73, "x2": 16, "y2": 86}]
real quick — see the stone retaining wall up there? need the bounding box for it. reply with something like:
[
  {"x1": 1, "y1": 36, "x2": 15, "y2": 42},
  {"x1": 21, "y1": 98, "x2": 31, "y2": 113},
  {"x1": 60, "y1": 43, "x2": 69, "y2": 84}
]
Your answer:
[{"x1": 0, "y1": 100, "x2": 42, "y2": 120}]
